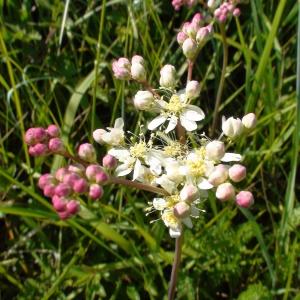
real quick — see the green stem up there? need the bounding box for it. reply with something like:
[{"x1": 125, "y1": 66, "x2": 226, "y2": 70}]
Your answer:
[{"x1": 211, "y1": 24, "x2": 228, "y2": 136}]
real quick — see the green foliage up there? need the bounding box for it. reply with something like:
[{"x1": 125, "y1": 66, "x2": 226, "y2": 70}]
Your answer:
[{"x1": 0, "y1": 0, "x2": 299, "y2": 299}]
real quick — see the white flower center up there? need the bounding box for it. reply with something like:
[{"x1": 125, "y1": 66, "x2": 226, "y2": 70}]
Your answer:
[
  {"x1": 130, "y1": 141, "x2": 147, "y2": 159},
  {"x1": 164, "y1": 141, "x2": 186, "y2": 157},
  {"x1": 187, "y1": 148, "x2": 206, "y2": 178},
  {"x1": 165, "y1": 95, "x2": 186, "y2": 115}
]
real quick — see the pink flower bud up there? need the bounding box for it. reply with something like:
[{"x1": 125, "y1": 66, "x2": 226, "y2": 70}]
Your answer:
[
  {"x1": 233, "y1": 8, "x2": 241, "y2": 17},
  {"x1": 208, "y1": 164, "x2": 228, "y2": 186},
  {"x1": 217, "y1": 14, "x2": 227, "y2": 23},
  {"x1": 112, "y1": 57, "x2": 131, "y2": 80},
  {"x1": 55, "y1": 183, "x2": 71, "y2": 197},
  {"x1": 102, "y1": 154, "x2": 117, "y2": 169},
  {"x1": 66, "y1": 200, "x2": 79, "y2": 215},
  {"x1": 32, "y1": 127, "x2": 47, "y2": 143},
  {"x1": 24, "y1": 128, "x2": 36, "y2": 145},
  {"x1": 48, "y1": 138, "x2": 65, "y2": 153},
  {"x1": 47, "y1": 124, "x2": 60, "y2": 137},
  {"x1": 52, "y1": 195, "x2": 66, "y2": 212},
  {"x1": 236, "y1": 191, "x2": 254, "y2": 208},
  {"x1": 229, "y1": 164, "x2": 246, "y2": 182},
  {"x1": 73, "y1": 178, "x2": 88, "y2": 193},
  {"x1": 177, "y1": 32, "x2": 188, "y2": 46},
  {"x1": 78, "y1": 143, "x2": 96, "y2": 162},
  {"x1": 38, "y1": 174, "x2": 54, "y2": 189},
  {"x1": 182, "y1": 38, "x2": 198, "y2": 60},
  {"x1": 93, "y1": 128, "x2": 106, "y2": 144},
  {"x1": 55, "y1": 168, "x2": 69, "y2": 182},
  {"x1": 29, "y1": 143, "x2": 48, "y2": 156},
  {"x1": 58, "y1": 211, "x2": 70, "y2": 220},
  {"x1": 173, "y1": 202, "x2": 191, "y2": 219},
  {"x1": 131, "y1": 63, "x2": 146, "y2": 81},
  {"x1": 242, "y1": 113, "x2": 257, "y2": 129},
  {"x1": 182, "y1": 22, "x2": 190, "y2": 34},
  {"x1": 43, "y1": 184, "x2": 56, "y2": 197},
  {"x1": 216, "y1": 182, "x2": 235, "y2": 201},
  {"x1": 186, "y1": 22, "x2": 199, "y2": 39},
  {"x1": 95, "y1": 171, "x2": 109, "y2": 184},
  {"x1": 180, "y1": 184, "x2": 199, "y2": 203},
  {"x1": 63, "y1": 173, "x2": 80, "y2": 186},
  {"x1": 205, "y1": 141, "x2": 225, "y2": 161},
  {"x1": 186, "y1": 80, "x2": 200, "y2": 99},
  {"x1": 172, "y1": 0, "x2": 184, "y2": 10},
  {"x1": 192, "y1": 13, "x2": 203, "y2": 26},
  {"x1": 85, "y1": 164, "x2": 102, "y2": 181},
  {"x1": 89, "y1": 184, "x2": 104, "y2": 200},
  {"x1": 214, "y1": 8, "x2": 222, "y2": 18}
]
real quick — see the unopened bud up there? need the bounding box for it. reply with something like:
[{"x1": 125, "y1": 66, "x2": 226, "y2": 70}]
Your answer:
[
  {"x1": 38, "y1": 174, "x2": 54, "y2": 190},
  {"x1": 85, "y1": 164, "x2": 102, "y2": 181},
  {"x1": 186, "y1": 22, "x2": 199, "y2": 39},
  {"x1": 173, "y1": 202, "x2": 191, "y2": 219},
  {"x1": 222, "y1": 117, "x2": 243, "y2": 138},
  {"x1": 207, "y1": 0, "x2": 216, "y2": 8},
  {"x1": 89, "y1": 184, "x2": 104, "y2": 200},
  {"x1": 58, "y1": 211, "x2": 70, "y2": 220},
  {"x1": 236, "y1": 191, "x2": 254, "y2": 208},
  {"x1": 229, "y1": 164, "x2": 246, "y2": 182},
  {"x1": 242, "y1": 113, "x2": 257, "y2": 129},
  {"x1": 186, "y1": 80, "x2": 200, "y2": 99},
  {"x1": 112, "y1": 57, "x2": 131, "y2": 80},
  {"x1": 159, "y1": 64, "x2": 176, "y2": 88},
  {"x1": 49, "y1": 138, "x2": 65, "y2": 153},
  {"x1": 192, "y1": 13, "x2": 203, "y2": 26},
  {"x1": 131, "y1": 55, "x2": 144, "y2": 65},
  {"x1": 180, "y1": 184, "x2": 199, "y2": 203},
  {"x1": 131, "y1": 63, "x2": 146, "y2": 81},
  {"x1": 102, "y1": 154, "x2": 117, "y2": 169},
  {"x1": 133, "y1": 90, "x2": 154, "y2": 110},
  {"x1": 55, "y1": 168, "x2": 69, "y2": 182},
  {"x1": 47, "y1": 124, "x2": 60, "y2": 137},
  {"x1": 52, "y1": 195, "x2": 66, "y2": 212},
  {"x1": 29, "y1": 143, "x2": 48, "y2": 156},
  {"x1": 95, "y1": 171, "x2": 109, "y2": 184},
  {"x1": 68, "y1": 164, "x2": 85, "y2": 175},
  {"x1": 182, "y1": 38, "x2": 198, "y2": 60},
  {"x1": 205, "y1": 140, "x2": 225, "y2": 161},
  {"x1": 73, "y1": 178, "x2": 88, "y2": 193},
  {"x1": 55, "y1": 183, "x2": 71, "y2": 197},
  {"x1": 43, "y1": 184, "x2": 56, "y2": 197},
  {"x1": 78, "y1": 143, "x2": 96, "y2": 162},
  {"x1": 66, "y1": 200, "x2": 80, "y2": 215},
  {"x1": 216, "y1": 182, "x2": 235, "y2": 201},
  {"x1": 63, "y1": 173, "x2": 80, "y2": 186},
  {"x1": 24, "y1": 128, "x2": 37, "y2": 145},
  {"x1": 177, "y1": 31, "x2": 188, "y2": 46},
  {"x1": 93, "y1": 128, "x2": 106, "y2": 145},
  {"x1": 233, "y1": 8, "x2": 241, "y2": 17},
  {"x1": 208, "y1": 164, "x2": 228, "y2": 186}
]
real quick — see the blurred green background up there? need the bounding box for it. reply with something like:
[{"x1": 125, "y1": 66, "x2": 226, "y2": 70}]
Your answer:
[{"x1": 0, "y1": 0, "x2": 299, "y2": 299}]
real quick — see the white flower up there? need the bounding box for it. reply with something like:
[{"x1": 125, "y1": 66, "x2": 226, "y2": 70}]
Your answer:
[
  {"x1": 93, "y1": 118, "x2": 125, "y2": 146},
  {"x1": 148, "y1": 93, "x2": 205, "y2": 133}
]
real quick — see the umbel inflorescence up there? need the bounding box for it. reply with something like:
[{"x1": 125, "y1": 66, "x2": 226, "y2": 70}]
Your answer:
[{"x1": 24, "y1": 3, "x2": 255, "y2": 238}]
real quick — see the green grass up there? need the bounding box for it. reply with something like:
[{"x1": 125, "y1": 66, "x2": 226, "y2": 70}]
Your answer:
[{"x1": 0, "y1": 0, "x2": 299, "y2": 299}]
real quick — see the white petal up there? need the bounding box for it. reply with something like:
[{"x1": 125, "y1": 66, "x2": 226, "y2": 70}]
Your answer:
[
  {"x1": 221, "y1": 153, "x2": 242, "y2": 162},
  {"x1": 145, "y1": 153, "x2": 162, "y2": 175},
  {"x1": 169, "y1": 227, "x2": 182, "y2": 238},
  {"x1": 115, "y1": 164, "x2": 133, "y2": 177},
  {"x1": 133, "y1": 159, "x2": 143, "y2": 181},
  {"x1": 114, "y1": 118, "x2": 124, "y2": 129},
  {"x1": 156, "y1": 175, "x2": 177, "y2": 194},
  {"x1": 165, "y1": 116, "x2": 178, "y2": 133},
  {"x1": 153, "y1": 198, "x2": 167, "y2": 210},
  {"x1": 198, "y1": 178, "x2": 214, "y2": 190},
  {"x1": 108, "y1": 149, "x2": 130, "y2": 161},
  {"x1": 148, "y1": 115, "x2": 167, "y2": 130},
  {"x1": 180, "y1": 116, "x2": 197, "y2": 131},
  {"x1": 182, "y1": 105, "x2": 205, "y2": 121},
  {"x1": 182, "y1": 217, "x2": 193, "y2": 228}
]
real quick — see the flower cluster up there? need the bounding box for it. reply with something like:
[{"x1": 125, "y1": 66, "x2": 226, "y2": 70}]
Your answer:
[
  {"x1": 25, "y1": 125, "x2": 64, "y2": 156},
  {"x1": 172, "y1": 0, "x2": 197, "y2": 11},
  {"x1": 209, "y1": 0, "x2": 241, "y2": 22},
  {"x1": 177, "y1": 13, "x2": 213, "y2": 60}
]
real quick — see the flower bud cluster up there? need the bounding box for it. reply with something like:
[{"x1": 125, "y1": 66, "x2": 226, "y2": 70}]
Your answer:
[
  {"x1": 25, "y1": 125, "x2": 64, "y2": 157},
  {"x1": 213, "y1": 1, "x2": 241, "y2": 23},
  {"x1": 222, "y1": 113, "x2": 257, "y2": 138},
  {"x1": 37, "y1": 158, "x2": 112, "y2": 219},
  {"x1": 171, "y1": 0, "x2": 197, "y2": 11},
  {"x1": 112, "y1": 55, "x2": 146, "y2": 82},
  {"x1": 177, "y1": 13, "x2": 213, "y2": 60}
]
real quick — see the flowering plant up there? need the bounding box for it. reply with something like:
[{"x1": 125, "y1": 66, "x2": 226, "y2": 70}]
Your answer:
[{"x1": 24, "y1": 1, "x2": 256, "y2": 299}]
